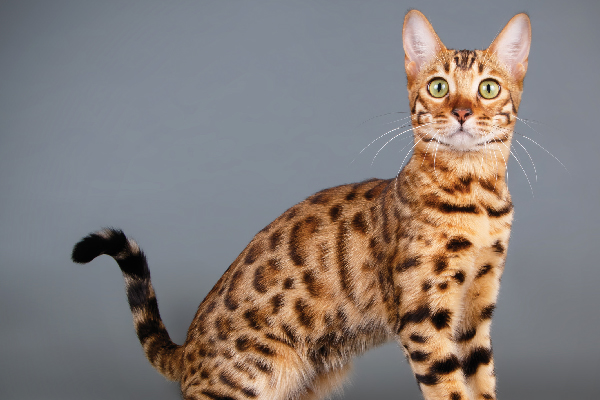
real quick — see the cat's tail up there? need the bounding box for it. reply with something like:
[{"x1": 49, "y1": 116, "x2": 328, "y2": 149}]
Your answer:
[{"x1": 71, "y1": 228, "x2": 184, "y2": 382}]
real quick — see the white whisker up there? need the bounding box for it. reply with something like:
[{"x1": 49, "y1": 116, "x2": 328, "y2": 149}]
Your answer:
[
  {"x1": 514, "y1": 132, "x2": 569, "y2": 173},
  {"x1": 371, "y1": 122, "x2": 435, "y2": 166},
  {"x1": 515, "y1": 116, "x2": 544, "y2": 135},
  {"x1": 514, "y1": 138, "x2": 537, "y2": 181},
  {"x1": 498, "y1": 140, "x2": 533, "y2": 196},
  {"x1": 357, "y1": 111, "x2": 409, "y2": 127}
]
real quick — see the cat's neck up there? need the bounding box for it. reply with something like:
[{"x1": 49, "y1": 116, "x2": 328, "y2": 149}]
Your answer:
[
  {"x1": 394, "y1": 147, "x2": 511, "y2": 206},
  {"x1": 410, "y1": 146, "x2": 509, "y2": 184}
]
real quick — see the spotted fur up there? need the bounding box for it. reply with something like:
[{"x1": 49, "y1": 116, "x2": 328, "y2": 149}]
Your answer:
[{"x1": 72, "y1": 10, "x2": 531, "y2": 400}]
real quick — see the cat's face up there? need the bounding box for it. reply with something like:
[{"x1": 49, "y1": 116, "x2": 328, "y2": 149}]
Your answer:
[{"x1": 403, "y1": 11, "x2": 531, "y2": 157}]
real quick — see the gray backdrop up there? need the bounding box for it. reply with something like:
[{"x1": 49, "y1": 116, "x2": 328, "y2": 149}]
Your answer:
[{"x1": 1, "y1": 1, "x2": 599, "y2": 399}]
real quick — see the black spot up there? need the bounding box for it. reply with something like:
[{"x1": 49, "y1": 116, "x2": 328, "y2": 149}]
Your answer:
[
  {"x1": 446, "y1": 237, "x2": 472, "y2": 252},
  {"x1": 476, "y1": 264, "x2": 492, "y2": 278},
  {"x1": 409, "y1": 333, "x2": 428, "y2": 343},
  {"x1": 345, "y1": 190, "x2": 357, "y2": 201},
  {"x1": 482, "y1": 393, "x2": 494, "y2": 399},
  {"x1": 254, "y1": 342, "x2": 275, "y2": 357},
  {"x1": 225, "y1": 269, "x2": 244, "y2": 311},
  {"x1": 197, "y1": 342, "x2": 217, "y2": 358},
  {"x1": 201, "y1": 389, "x2": 238, "y2": 400},
  {"x1": 289, "y1": 221, "x2": 305, "y2": 266},
  {"x1": 396, "y1": 256, "x2": 421, "y2": 272},
  {"x1": 421, "y1": 280, "x2": 432, "y2": 292},
  {"x1": 294, "y1": 299, "x2": 314, "y2": 328},
  {"x1": 243, "y1": 308, "x2": 263, "y2": 330},
  {"x1": 430, "y1": 354, "x2": 460, "y2": 375},
  {"x1": 399, "y1": 305, "x2": 431, "y2": 331},
  {"x1": 310, "y1": 191, "x2": 330, "y2": 205},
  {"x1": 351, "y1": 212, "x2": 369, "y2": 234},
  {"x1": 281, "y1": 323, "x2": 299, "y2": 346},
  {"x1": 431, "y1": 309, "x2": 452, "y2": 330},
  {"x1": 481, "y1": 304, "x2": 496, "y2": 320},
  {"x1": 453, "y1": 271, "x2": 466, "y2": 284},
  {"x1": 478, "y1": 62, "x2": 485, "y2": 73},
  {"x1": 215, "y1": 316, "x2": 232, "y2": 341},
  {"x1": 250, "y1": 358, "x2": 273, "y2": 374},
  {"x1": 462, "y1": 347, "x2": 492, "y2": 376},
  {"x1": 492, "y1": 240, "x2": 505, "y2": 254},
  {"x1": 415, "y1": 373, "x2": 439, "y2": 386},
  {"x1": 440, "y1": 202, "x2": 479, "y2": 214},
  {"x1": 444, "y1": 61, "x2": 450, "y2": 73},
  {"x1": 329, "y1": 205, "x2": 342, "y2": 222},
  {"x1": 241, "y1": 387, "x2": 258, "y2": 398},
  {"x1": 485, "y1": 202, "x2": 513, "y2": 218},
  {"x1": 269, "y1": 230, "x2": 283, "y2": 251},
  {"x1": 253, "y1": 265, "x2": 269, "y2": 293},
  {"x1": 245, "y1": 243, "x2": 261, "y2": 265},
  {"x1": 271, "y1": 293, "x2": 284, "y2": 314},
  {"x1": 455, "y1": 175, "x2": 473, "y2": 193},
  {"x1": 410, "y1": 350, "x2": 431, "y2": 362},
  {"x1": 302, "y1": 269, "x2": 322, "y2": 297},
  {"x1": 364, "y1": 181, "x2": 386, "y2": 200},
  {"x1": 480, "y1": 179, "x2": 499, "y2": 195},
  {"x1": 219, "y1": 371, "x2": 240, "y2": 390},
  {"x1": 451, "y1": 392, "x2": 462, "y2": 400},
  {"x1": 456, "y1": 327, "x2": 477, "y2": 342},
  {"x1": 285, "y1": 208, "x2": 297, "y2": 221},
  {"x1": 434, "y1": 256, "x2": 448, "y2": 273},
  {"x1": 337, "y1": 221, "x2": 356, "y2": 303},
  {"x1": 438, "y1": 282, "x2": 448, "y2": 290},
  {"x1": 283, "y1": 277, "x2": 294, "y2": 289},
  {"x1": 235, "y1": 336, "x2": 252, "y2": 351}
]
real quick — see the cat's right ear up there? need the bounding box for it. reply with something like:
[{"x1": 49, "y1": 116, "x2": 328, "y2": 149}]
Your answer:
[{"x1": 403, "y1": 10, "x2": 446, "y2": 80}]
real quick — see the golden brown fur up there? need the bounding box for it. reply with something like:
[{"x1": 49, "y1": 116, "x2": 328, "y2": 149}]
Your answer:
[{"x1": 72, "y1": 10, "x2": 532, "y2": 400}]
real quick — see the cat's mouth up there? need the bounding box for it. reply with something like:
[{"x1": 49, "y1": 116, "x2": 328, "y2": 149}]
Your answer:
[{"x1": 431, "y1": 127, "x2": 480, "y2": 151}]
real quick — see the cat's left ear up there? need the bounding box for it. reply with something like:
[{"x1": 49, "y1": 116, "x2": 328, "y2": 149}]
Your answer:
[{"x1": 488, "y1": 13, "x2": 531, "y2": 80}]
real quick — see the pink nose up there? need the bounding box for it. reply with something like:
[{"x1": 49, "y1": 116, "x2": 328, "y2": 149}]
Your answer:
[{"x1": 452, "y1": 108, "x2": 472, "y2": 124}]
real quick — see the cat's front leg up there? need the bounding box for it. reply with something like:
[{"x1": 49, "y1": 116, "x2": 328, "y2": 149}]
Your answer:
[
  {"x1": 454, "y1": 246, "x2": 506, "y2": 400},
  {"x1": 395, "y1": 253, "x2": 475, "y2": 400}
]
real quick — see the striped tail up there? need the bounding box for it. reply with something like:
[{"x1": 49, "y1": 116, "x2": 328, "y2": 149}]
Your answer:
[{"x1": 72, "y1": 228, "x2": 184, "y2": 381}]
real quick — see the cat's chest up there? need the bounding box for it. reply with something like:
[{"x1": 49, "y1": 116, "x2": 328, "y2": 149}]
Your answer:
[{"x1": 398, "y1": 190, "x2": 513, "y2": 261}]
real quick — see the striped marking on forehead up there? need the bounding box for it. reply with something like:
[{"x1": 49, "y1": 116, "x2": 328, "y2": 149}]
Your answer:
[{"x1": 453, "y1": 50, "x2": 477, "y2": 71}]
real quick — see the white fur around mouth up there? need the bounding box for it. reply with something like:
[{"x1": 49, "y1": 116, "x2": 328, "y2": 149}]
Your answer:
[{"x1": 432, "y1": 128, "x2": 482, "y2": 151}]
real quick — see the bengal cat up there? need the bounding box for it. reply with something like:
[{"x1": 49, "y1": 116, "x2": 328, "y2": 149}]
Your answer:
[{"x1": 72, "y1": 10, "x2": 531, "y2": 400}]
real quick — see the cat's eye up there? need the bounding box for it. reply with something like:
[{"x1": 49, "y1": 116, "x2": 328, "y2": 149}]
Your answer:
[
  {"x1": 428, "y1": 78, "x2": 449, "y2": 98},
  {"x1": 479, "y1": 80, "x2": 500, "y2": 99}
]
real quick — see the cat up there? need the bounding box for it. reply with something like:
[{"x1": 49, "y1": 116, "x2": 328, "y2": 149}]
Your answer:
[{"x1": 72, "y1": 10, "x2": 531, "y2": 400}]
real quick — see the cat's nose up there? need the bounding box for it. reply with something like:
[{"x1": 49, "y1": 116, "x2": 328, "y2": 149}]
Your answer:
[{"x1": 452, "y1": 108, "x2": 472, "y2": 125}]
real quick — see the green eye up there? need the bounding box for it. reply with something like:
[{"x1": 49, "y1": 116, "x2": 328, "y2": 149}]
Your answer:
[
  {"x1": 428, "y1": 78, "x2": 449, "y2": 98},
  {"x1": 479, "y1": 80, "x2": 500, "y2": 99}
]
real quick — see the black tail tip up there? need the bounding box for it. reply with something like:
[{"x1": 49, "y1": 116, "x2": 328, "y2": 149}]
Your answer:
[{"x1": 71, "y1": 228, "x2": 127, "y2": 264}]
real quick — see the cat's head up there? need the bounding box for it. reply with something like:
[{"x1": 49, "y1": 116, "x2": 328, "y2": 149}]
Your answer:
[{"x1": 403, "y1": 10, "x2": 531, "y2": 164}]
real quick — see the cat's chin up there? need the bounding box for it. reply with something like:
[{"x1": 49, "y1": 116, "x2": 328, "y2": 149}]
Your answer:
[{"x1": 437, "y1": 128, "x2": 481, "y2": 152}]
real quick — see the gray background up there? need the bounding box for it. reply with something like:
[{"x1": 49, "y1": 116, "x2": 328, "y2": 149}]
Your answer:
[{"x1": 1, "y1": 1, "x2": 599, "y2": 399}]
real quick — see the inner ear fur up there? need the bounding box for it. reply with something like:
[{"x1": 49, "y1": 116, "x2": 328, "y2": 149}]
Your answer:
[
  {"x1": 487, "y1": 13, "x2": 531, "y2": 80},
  {"x1": 402, "y1": 10, "x2": 446, "y2": 80}
]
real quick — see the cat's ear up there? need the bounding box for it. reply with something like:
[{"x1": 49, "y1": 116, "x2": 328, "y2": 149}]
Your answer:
[
  {"x1": 403, "y1": 10, "x2": 446, "y2": 79},
  {"x1": 488, "y1": 13, "x2": 531, "y2": 80}
]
